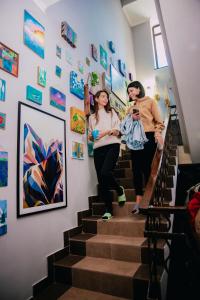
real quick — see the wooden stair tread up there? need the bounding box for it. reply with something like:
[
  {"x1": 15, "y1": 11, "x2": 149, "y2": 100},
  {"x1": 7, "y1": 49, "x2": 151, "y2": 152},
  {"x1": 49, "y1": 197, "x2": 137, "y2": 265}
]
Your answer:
[
  {"x1": 73, "y1": 256, "x2": 141, "y2": 277},
  {"x1": 58, "y1": 287, "x2": 129, "y2": 300},
  {"x1": 87, "y1": 234, "x2": 146, "y2": 246}
]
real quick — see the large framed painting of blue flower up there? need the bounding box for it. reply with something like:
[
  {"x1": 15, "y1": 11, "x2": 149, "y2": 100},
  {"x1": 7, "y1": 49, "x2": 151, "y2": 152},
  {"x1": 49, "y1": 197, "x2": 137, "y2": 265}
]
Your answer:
[{"x1": 17, "y1": 102, "x2": 67, "y2": 217}]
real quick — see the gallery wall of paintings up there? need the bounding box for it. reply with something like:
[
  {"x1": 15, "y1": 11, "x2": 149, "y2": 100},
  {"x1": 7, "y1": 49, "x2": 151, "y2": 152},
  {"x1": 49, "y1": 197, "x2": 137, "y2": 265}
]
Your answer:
[
  {"x1": 0, "y1": 1, "x2": 137, "y2": 299},
  {"x1": 0, "y1": 6, "x2": 133, "y2": 222}
]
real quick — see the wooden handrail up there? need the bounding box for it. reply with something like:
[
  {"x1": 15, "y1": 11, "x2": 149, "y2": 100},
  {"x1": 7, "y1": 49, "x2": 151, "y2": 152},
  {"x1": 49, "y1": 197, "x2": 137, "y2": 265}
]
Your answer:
[{"x1": 140, "y1": 116, "x2": 169, "y2": 208}]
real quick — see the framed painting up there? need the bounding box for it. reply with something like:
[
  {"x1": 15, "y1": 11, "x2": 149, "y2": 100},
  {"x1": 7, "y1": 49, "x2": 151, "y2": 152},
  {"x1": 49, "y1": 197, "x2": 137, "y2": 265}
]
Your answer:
[
  {"x1": 24, "y1": 10, "x2": 45, "y2": 59},
  {"x1": 70, "y1": 71, "x2": 84, "y2": 100},
  {"x1": 37, "y1": 67, "x2": 46, "y2": 87},
  {"x1": 72, "y1": 141, "x2": 84, "y2": 160},
  {"x1": 70, "y1": 107, "x2": 86, "y2": 134},
  {"x1": 100, "y1": 45, "x2": 108, "y2": 70},
  {"x1": 110, "y1": 64, "x2": 127, "y2": 105},
  {"x1": 0, "y1": 112, "x2": 6, "y2": 129},
  {"x1": 0, "y1": 78, "x2": 6, "y2": 101},
  {"x1": 108, "y1": 41, "x2": 116, "y2": 53},
  {"x1": 55, "y1": 65, "x2": 62, "y2": 77},
  {"x1": 26, "y1": 85, "x2": 42, "y2": 105},
  {"x1": 61, "y1": 21, "x2": 77, "y2": 48},
  {"x1": 91, "y1": 44, "x2": 98, "y2": 62},
  {"x1": 0, "y1": 42, "x2": 19, "y2": 77},
  {"x1": 118, "y1": 59, "x2": 126, "y2": 77},
  {"x1": 56, "y1": 45, "x2": 61, "y2": 58},
  {"x1": 50, "y1": 87, "x2": 66, "y2": 111},
  {"x1": 0, "y1": 200, "x2": 7, "y2": 236},
  {"x1": 17, "y1": 102, "x2": 67, "y2": 217},
  {"x1": 0, "y1": 150, "x2": 8, "y2": 187}
]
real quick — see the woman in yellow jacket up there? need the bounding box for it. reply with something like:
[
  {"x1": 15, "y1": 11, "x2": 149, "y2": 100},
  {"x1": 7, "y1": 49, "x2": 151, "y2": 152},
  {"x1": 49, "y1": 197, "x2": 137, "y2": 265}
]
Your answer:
[{"x1": 126, "y1": 81, "x2": 164, "y2": 214}]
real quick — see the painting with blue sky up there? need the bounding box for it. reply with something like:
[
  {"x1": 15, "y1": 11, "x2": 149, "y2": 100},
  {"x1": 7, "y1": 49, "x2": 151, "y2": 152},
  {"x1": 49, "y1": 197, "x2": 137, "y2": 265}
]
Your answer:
[
  {"x1": 0, "y1": 200, "x2": 7, "y2": 236},
  {"x1": 0, "y1": 151, "x2": 8, "y2": 187},
  {"x1": 24, "y1": 10, "x2": 45, "y2": 59}
]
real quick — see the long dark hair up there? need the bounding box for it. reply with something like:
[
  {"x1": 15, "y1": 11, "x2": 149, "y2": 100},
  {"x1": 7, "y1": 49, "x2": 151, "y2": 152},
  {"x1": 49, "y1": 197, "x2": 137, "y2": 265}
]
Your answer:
[
  {"x1": 127, "y1": 81, "x2": 145, "y2": 101},
  {"x1": 93, "y1": 89, "x2": 112, "y2": 123}
]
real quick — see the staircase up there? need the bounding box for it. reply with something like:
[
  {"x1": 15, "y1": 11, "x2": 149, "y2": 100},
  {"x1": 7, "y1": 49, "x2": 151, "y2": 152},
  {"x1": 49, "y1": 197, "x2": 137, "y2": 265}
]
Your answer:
[{"x1": 33, "y1": 150, "x2": 171, "y2": 300}]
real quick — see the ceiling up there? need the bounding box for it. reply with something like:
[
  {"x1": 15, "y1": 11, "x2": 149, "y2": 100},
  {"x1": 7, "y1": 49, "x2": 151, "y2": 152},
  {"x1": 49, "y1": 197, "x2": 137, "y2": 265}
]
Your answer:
[
  {"x1": 122, "y1": 0, "x2": 159, "y2": 27},
  {"x1": 33, "y1": 0, "x2": 61, "y2": 11}
]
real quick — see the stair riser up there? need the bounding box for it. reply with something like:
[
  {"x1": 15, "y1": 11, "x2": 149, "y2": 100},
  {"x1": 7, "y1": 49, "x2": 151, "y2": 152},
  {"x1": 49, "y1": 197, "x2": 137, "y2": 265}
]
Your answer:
[
  {"x1": 115, "y1": 160, "x2": 131, "y2": 169},
  {"x1": 92, "y1": 202, "x2": 135, "y2": 217},
  {"x1": 86, "y1": 242, "x2": 142, "y2": 262},
  {"x1": 114, "y1": 168, "x2": 132, "y2": 178},
  {"x1": 90, "y1": 189, "x2": 136, "y2": 203},
  {"x1": 116, "y1": 178, "x2": 134, "y2": 189},
  {"x1": 72, "y1": 268, "x2": 133, "y2": 299},
  {"x1": 97, "y1": 221, "x2": 145, "y2": 237}
]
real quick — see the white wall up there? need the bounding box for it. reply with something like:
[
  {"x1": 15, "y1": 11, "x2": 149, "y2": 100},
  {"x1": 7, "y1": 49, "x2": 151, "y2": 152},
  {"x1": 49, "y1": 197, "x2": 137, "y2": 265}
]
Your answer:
[
  {"x1": 132, "y1": 21, "x2": 155, "y2": 90},
  {"x1": 156, "y1": 0, "x2": 200, "y2": 162},
  {"x1": 0, "y1": 0, "x2": 136, "y2": 299}
]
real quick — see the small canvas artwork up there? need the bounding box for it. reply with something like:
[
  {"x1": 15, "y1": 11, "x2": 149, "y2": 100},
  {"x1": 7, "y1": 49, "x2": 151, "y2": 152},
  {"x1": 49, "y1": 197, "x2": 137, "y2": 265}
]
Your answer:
[
  {"x1": 26, "y1": 85, "x2": 42, "y2": 105},
  {"x1": 91, "y1": 44, "x2": 98, "y2": 62},
  {"x1": 70, "y1": 107, "x2": 86, "y2": 134},
  {"x1": 102, "y1": 72, "x2": 111, "y2": 93},
  {"x1": 56, "y1": 45, "x2": 61, "y2": 58},
  {"x1": 86, "y1": 57, "x2": 90, "y2": 66},
  {"x1": 72, "y1": 141, "x2": 84, "y2": 160},
  {"x1": 0, "y1": 78, "x2": 6, "y2": 101},
  {"x1": 0, "y1": 151, "x2": 8, "y2": 187},
  {"x1": 129, "y1": 72, "x2": 133, "y2": 81},
  {"x1": 66, "y1": 50, "x2": 73, "y2": 65},
  {"x1": 17, "y1": 102, "x2": 67, "y2": 216},
  {"x1": 50, "y1": 87, "x2": 66, "y2": 111},
  {"x1": 24, "y1": 10, "x2": 45, "y2": 59},
  {"x1": 78, "y1": 61, "x2": 84, "y2": 74},
  {"x1": 70, "y1": 71, "x2": 84, "y2": 100},
  {"x1": 61, "y1": 21, "x2": 77, "y2": 48},
  {"x1": 0, "y1": 42, "x2": 19, "y2": 77},
  {"x1": 108, "y1": 41, "x2": 116, "y2": 53},
  {"x1": 0, "y1": 200, "x2": 7, "y2": 236},
  {"x1": 0, "y1": 112, "x2": 6, "y2": 129},
  {"x1": 55, "y1": 65, "x2": 62, "y2": 77},
  {"x1": 100, "y1": 45, "x2": 108, "y2": 70},
  {"x1": 37, "y1": 67, "x2": 46, "y2": 87},
  {"x1": 118, "y1": 59, "x2": 126, "y2": 77}
]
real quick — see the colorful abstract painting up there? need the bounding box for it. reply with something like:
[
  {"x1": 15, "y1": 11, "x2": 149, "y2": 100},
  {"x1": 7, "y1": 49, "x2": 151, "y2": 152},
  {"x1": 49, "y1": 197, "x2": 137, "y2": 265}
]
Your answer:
[
  {"x1": 37, "y1": 67, "x2": 46, "y2": 87},
  {"x1": 17, "y1": 102, "x2": 67, "y2": 217},
  {"x1": 100, "y1": 45, "x2": 108, "y2": 70},
  {"x1": 108, "y1": 41, "x2": 116, "y2": 53},
  {"x1": 0, "y1": 42, "x2": 19, "y2": 77},
  {"x1": 26, "y1": 85, "x2": 42, "y2": 105},
  {"x1": 70, "y1": 71, "x2": 84, "y2": 100},
  {"x1": 0, "y1": 200, "x2": 7, "y2": 236},
  {"x1": 0, "y1": 78, "x2": 6, "y2": 101},
  {"x1": 0, "y1": 151, "x2": 8, "y2": 187},
  {"x1": 24, "y1": 10, "x2": 45, "y2": 59},
  {"x1": 56, "y1": 45, "x2": 61, "y2": 58},
  {"x1": 0, "y1": 112, "x2": 6, "y2": 129},
  {"x1": 70, "y1": 107, "x2": 85, "y2": 134},
  {"x1": 55, "y1": 65, "x2": 62, "y2": 77},
  {"x1": 72, "y1": 141, "x2": 84, "y2": 160},
  {"x1": 50, "y1": 87, "x2": 66, "y2": 111},
  {"x1": 118, "y1": 59, "x2": 126, "y2": 77},
  {"x1": 61, "y1": 21, "x2": 77, "y2": 48},
  {"x1": 91, "y1": 44, "x2": 98, "y2": 62}
]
